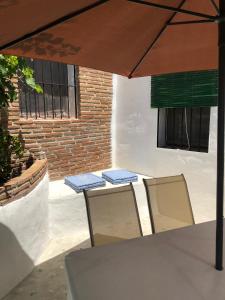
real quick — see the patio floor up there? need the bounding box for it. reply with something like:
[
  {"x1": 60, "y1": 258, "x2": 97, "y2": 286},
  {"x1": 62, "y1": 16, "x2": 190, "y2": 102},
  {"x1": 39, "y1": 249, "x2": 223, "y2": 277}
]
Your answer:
[{"x1": 2, "y1": 171, "x2": 216, "y2": 300}]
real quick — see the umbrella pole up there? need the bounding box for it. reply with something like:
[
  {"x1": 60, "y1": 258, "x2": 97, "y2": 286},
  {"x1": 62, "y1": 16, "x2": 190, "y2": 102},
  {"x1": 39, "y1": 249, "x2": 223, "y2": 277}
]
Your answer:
[{"x1": 216, "y1": 0, "x2": 225, "y2": 271}]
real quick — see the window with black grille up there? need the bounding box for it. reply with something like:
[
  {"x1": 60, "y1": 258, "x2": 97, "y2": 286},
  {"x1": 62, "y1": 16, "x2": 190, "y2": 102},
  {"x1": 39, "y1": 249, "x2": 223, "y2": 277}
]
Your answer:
[
  {"x1": 19, "y1": 59, "x2": 80, "y2": 119},
  {"x1": 157, "y1": 107, "x2": 210, "y2": 153}
]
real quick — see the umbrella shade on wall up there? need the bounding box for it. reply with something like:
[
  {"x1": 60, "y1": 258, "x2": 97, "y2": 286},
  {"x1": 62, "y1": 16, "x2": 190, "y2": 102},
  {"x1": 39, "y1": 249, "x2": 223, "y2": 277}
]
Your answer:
[
  {"x1": 0, "y1": 0, "x2": 219, "y2": 78},
  {"x1": 0, "y1": 0, "x2": 224, "y2": 271}
]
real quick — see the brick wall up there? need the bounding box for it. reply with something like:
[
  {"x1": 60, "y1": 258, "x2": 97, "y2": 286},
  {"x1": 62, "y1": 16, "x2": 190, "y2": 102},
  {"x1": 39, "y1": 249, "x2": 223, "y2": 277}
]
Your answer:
[
  {"x1": 4, "y1": 67, "x2": 112, "y2": 180},
  {"x1": 0, "y1": 159, "x2": 48, "y2": 205}
]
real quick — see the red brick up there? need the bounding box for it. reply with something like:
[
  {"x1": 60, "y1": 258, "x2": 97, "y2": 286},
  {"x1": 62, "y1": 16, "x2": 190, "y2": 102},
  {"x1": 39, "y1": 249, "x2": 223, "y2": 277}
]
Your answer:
[{"x1": 2, "y1": 67, "x2": 112, "y2": 180}]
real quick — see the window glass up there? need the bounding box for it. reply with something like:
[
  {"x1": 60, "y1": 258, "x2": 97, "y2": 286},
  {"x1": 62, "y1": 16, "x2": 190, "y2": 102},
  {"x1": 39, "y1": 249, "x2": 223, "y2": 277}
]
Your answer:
[
  {"x1": 19, "y1": 59, "x2": 80, "y2": 119},
  {"x1": 157, "y1": 107, "x2": 210, "y2": 153}
]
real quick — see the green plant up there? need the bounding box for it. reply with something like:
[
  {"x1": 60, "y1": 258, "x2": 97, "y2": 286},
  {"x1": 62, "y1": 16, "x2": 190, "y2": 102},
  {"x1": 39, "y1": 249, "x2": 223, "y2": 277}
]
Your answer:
[
  {"x1": 0, "y1": 54, "x2": 42, "y2": 108},
  {"x1": 0, "y1": 129, "x2": 24, "y2": 184},
  {"x1": 0, "y1": 54, "x2": 42, "y2": 184}
]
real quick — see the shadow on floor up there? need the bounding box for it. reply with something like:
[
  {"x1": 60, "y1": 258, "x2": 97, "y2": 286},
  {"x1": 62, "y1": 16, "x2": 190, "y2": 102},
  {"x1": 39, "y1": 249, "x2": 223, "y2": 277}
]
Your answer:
[
  {"x1": 3, "y1": 239, "x2": 91, "y2": 300},
  {"x1": 0, "y1": 223, "x2": 34, "y2": 300}
]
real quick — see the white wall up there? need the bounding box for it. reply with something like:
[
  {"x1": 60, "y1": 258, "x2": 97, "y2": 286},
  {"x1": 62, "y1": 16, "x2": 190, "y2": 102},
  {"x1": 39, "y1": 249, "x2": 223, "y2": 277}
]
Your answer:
[
  {"x1": 114, "y1": 75, "x2": 218, "y2": 223},
  {"x1": 48, "y1": 179, "x2": 89, "y2": 242},
  {"x1": 0, "y1": 174, "x2": 49, "y2": 299}
]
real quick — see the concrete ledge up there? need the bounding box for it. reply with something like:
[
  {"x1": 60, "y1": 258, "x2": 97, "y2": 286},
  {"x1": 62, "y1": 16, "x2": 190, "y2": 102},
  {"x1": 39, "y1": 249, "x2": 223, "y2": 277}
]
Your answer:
[{"x1": 0, "y1": 159, "x2": 48, "y2": 206}]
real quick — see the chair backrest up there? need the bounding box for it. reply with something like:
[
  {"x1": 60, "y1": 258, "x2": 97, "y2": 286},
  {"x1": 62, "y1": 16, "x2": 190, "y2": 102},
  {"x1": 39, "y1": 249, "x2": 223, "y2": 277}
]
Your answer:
[
  {"x1": 143, "y1": 174, "x2": 194, "y2": 234},
  {"x1": 83, "y1": 184, "x2": 143, "y2": 247}
]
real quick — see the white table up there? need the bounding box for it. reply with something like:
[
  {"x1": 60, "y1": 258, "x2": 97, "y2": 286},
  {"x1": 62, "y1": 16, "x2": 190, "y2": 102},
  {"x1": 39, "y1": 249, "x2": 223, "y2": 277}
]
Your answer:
[{"x1": 65, "y1": 220, "x2": 225, "y2": 300}]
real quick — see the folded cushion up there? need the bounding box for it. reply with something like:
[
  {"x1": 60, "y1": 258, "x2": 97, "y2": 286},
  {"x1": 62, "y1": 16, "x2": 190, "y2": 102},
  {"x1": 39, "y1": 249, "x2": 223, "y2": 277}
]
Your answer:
[
  {"x1": 65, "y1": 173, "x2": 106, "y2": 193},
  {"x1": 102, "y1": 169, "x2": 138, "y2": 184}
]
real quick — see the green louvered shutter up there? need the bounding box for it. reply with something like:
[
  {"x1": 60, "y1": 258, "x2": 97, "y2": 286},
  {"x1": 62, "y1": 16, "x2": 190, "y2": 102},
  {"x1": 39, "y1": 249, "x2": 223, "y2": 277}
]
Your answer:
[{"x1": 151, "y1": 70, "x2": 218, "y2": 108}]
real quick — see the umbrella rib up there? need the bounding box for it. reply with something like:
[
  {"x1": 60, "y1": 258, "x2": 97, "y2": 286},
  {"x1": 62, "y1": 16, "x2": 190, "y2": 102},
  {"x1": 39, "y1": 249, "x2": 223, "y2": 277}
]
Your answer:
[
  {"x1": 128, "y1": 0, "x2": 217, "y2": 20},
  {"x1": 0, "y1": 0, "x2": 109, "y2": 51},
  {"x1": 128, "y1": 0, "x2": 187, "y2": 78},
  {"x1": 209, "y1": 0, "x2": 219, "y2": 15},
  {"x1": 168, "y1": 19, "x2": 215, "y2": 25}
]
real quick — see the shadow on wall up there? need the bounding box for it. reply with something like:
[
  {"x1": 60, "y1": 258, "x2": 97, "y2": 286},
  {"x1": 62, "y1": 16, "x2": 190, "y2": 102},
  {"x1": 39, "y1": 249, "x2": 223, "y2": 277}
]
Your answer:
[
  {"x1": 2, "y1": 239, "x2": 91, "y2": 300},
  {"x1": 0, "y1": 107, "x2": 8, "y2": 130},
  {"x1": 0, "y1": 223, "x2": 34, "y2": 300}
]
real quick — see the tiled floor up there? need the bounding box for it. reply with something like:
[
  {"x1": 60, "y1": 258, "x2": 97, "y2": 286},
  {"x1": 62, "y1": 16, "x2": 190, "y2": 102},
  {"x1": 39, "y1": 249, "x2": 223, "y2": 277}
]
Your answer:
[{"x1": 3, "y1": 171, "x2": 215, "y2": 300}]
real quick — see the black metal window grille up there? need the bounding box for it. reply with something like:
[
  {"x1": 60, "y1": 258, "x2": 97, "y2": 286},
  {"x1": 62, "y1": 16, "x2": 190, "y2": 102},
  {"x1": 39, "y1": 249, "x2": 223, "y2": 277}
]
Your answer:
[
  {"x1": 19, "y1": 59, "x2": 80, "y2": 119},
  {"x1": 157, "y1": 107, "x2": 210, "y2": 153}
]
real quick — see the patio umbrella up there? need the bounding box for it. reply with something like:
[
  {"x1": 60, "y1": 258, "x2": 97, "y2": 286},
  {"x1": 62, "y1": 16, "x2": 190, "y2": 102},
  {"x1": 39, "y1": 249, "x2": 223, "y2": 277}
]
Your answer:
[{"x1": 0, "y1": 0, "x2": 224, "y2": 270}]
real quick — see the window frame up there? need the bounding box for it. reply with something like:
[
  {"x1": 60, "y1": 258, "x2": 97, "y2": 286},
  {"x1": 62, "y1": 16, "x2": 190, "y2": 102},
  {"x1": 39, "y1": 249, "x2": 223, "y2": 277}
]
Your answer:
[
  {"x1": 19, "y1": 59, "x2": 80, "y2": 119},
  {"x1": 157, "y1": 107, "x2": 211, "y2": 153}
]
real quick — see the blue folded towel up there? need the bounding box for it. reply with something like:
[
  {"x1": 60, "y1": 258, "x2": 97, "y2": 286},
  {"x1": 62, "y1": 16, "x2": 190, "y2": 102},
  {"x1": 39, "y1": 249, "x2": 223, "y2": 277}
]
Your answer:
[
  {"x1": 65, "y1": 173, "x2": 106, "y2": 193},
  {"x1": 102, "y1": 169, "x2": 138, "y2": 184}
]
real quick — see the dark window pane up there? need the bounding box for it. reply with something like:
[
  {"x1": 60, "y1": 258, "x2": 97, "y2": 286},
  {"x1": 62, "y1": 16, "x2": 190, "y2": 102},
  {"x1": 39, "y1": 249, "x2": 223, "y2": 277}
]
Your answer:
[
  {"x1": 190, "y1": 107, "x2": 200, "y2": 149},
  {"x1": 19, "y1": 59, "x2": 79, "y2": 119},
  {"x1": 166, "y1": 109, "x2": 175, "y2": 146},
  {"x1": 158, "y1": 107, "x2": 210, "y2": 153}
]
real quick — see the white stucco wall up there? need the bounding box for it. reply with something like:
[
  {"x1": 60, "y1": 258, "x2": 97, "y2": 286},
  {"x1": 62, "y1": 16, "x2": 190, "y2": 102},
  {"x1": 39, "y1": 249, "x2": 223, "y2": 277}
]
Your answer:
[
  {"x1": 114, "y1": 75, "x2": 218, "y2": 223},
  {"x1": 48, "y1": 180, "x2": 89, "y2": 242},
  {"x1": 0, "y1": 174, "x2": 49, "y2": 299}
]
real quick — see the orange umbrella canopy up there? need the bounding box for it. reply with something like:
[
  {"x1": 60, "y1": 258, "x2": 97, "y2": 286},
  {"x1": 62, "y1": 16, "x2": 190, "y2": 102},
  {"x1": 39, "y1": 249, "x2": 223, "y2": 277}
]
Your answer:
[{"x1": 0, "y1": 0, "x2": 219, "y2": 77}]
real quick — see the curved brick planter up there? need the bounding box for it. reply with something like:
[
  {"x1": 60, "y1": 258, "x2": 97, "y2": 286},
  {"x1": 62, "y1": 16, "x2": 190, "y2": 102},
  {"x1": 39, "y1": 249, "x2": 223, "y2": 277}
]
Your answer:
[{"x1": 0, "y1": 159, "x2": 48, "y2": 206}]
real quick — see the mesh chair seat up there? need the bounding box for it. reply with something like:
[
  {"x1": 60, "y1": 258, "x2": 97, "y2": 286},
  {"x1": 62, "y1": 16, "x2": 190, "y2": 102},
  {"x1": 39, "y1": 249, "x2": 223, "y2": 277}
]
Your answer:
[
  {"x1": 153, "y1": 214, "x2": 192, "y2": 232},
  {"x1": 84, "y1": 184, "x2": 143, "y2": 247},
  {"x1": 93, "y1": 234, "x2": 125, "y2": 246},
  {"x1": 143, "y1": 174, "x2": 194, "y2": 234}
]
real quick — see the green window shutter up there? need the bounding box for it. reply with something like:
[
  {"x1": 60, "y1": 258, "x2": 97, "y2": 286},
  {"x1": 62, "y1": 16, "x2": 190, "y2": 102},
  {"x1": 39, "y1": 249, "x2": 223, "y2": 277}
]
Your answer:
[{"x1": 151, "y1": 70, "x2": 218, "y2": 108}]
